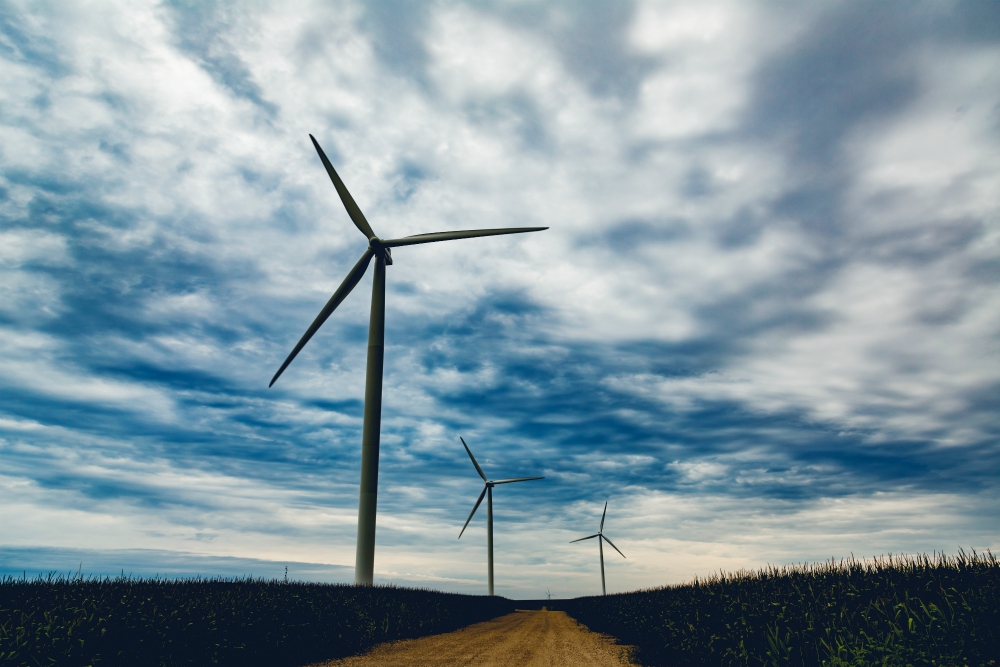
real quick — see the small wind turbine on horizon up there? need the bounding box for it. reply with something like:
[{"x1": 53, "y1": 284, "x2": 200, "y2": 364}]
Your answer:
[
  {"x1": 571, "y1": 501, "x2": 625, "y2": 596},
  {"x1": 269, "y1": 135, "x2": 546, "y2": 585},
  {"x1": 458, "y1": 437, "x2": 544, "y2": 596}
]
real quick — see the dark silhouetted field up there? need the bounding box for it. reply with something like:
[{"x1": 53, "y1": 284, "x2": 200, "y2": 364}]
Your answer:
[
  {"x1": 2, "y1": 551, "x2": 997, "y2": 666},
  {"x1": 0, "y1": 576, "x2": 514, "y2": 666},
  {"x1": 555, "y1": 550, "x2": 999, "y2": 666}
]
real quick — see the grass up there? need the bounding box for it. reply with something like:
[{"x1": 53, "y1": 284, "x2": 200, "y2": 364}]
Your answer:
[
  {"x1": 0, "y1": 575, "x2": 515, "y2": 667},
  {"x1": 558, "y1": 550, "x2": 1000, "y2": 667}
]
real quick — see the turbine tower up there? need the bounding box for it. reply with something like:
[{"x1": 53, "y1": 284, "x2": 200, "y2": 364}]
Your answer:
[
  {"x1": 270, "y1": 135, "x2": 546, "y2": 585},
  {"x1": 458, "y1": 437, "x2": 543, "y2": 596},
  {"x1": 571, "y1": 501, "x2": 625, "y2": 595}
]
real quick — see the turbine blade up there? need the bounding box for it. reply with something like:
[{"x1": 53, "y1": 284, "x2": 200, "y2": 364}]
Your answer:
[
  {"x1": 459, "y1": 486, "x2": 488, "y2": 538},
  {"x1": 460, "y1": 437, "x2": 488, "y2": 482},
  {"x1": 382, "y1": 227, "x2": 547, "y2": 248},
  {"x1": 600, "y1": 501, "x2": 607, "y2": 532},
  {"x1": 602, "y1": 535, "x2": 626, "y2": 559},
  {"x1": 310, "y1": 134, "x2": 377, "y2": 240},
  {"x1": 491, "y1": 476, "x2": 544, "y2": 485},
  {"x1": 570, "y1": 534, "x2": 600, "y2": 543},
  {"x1": 269, "y1": 248, "x2": 375, "y2": 387}
]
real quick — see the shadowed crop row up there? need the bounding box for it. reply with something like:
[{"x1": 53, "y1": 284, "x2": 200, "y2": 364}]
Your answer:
[
  {"x1": 556, "y1": 550, "x2": 1000, "y2": 667},
  {"x1": 0, "y1": 577, "x2": 514, "y2": 667}
]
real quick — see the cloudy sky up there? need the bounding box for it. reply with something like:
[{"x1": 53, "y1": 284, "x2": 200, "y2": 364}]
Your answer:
[{"x1": 1, "y1": 0, "x2": 998, "y2": 599}]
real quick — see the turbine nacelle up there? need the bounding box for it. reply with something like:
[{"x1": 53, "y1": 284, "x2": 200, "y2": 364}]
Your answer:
[{"x1": 367, "y1": 238, "x2": 392, "y2": 265}]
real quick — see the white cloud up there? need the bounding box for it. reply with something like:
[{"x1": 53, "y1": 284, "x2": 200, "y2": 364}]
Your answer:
[{"x1": 0, "y1": 0, "x2": 998, "y2": 596}]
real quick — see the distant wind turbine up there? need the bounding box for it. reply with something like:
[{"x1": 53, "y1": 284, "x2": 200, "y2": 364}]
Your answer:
[
  {"x1": 458, "y1": 437, "x2": 544, "y2": 596},
  {"x1": 269, "y1": 135, "x2": 546, "y2": 585},
  {"x1": 571, "y1": 502, "x2": 625, "y2": 595}
]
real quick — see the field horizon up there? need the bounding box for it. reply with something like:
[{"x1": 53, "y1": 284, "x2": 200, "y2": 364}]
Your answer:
[{"x1": 4, "y1": 546, "x2": 991, "y2": 599}]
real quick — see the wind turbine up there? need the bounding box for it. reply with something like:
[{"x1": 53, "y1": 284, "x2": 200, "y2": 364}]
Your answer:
[
  {"x1": 269, "y1": 135, "x2": 546, "y2": 585},
  {"x1": 571, "y1": 502, "x2": 625, "y2": 595},
  {"x1": 458, "y1": 437, "x2": 543, "y2": 596}
]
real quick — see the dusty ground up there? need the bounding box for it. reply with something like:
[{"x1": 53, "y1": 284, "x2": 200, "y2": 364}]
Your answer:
[{"x1": 309, "y1": 609, "x2": 636, "y2": 667}]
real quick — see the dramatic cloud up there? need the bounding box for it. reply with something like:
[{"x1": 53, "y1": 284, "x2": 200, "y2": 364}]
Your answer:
[{"x1": 1, "y1": 0, "x2": 998, "y2": 598}]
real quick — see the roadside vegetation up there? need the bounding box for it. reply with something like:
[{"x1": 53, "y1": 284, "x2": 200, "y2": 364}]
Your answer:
[
  {"x1": 0, "y1": 576, "x2": 514, "y2": 666},
  {"x1": 560, "y1": 550, "x2": 999, "y2": 667}
]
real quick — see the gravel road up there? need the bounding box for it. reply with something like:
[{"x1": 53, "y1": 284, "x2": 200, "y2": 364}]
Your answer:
[{"x1": 309, "y1": 609, "x2": 636, "y2": 667}]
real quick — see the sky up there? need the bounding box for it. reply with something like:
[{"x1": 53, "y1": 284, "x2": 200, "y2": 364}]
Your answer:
[{"x1": 0, "y1": 0, "x2": 998, "y2": 599}]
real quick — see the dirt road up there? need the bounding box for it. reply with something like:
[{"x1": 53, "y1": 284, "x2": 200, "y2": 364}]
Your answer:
[{"x1": 310, "y1": 609, "x2": 636, "y2": 667}]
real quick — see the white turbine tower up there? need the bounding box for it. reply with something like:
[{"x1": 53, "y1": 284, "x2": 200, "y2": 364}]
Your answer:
[
  {"x1": 458, "y1": 437, "x2": 544, "y2": 596},
  {"x1": 571, "y1": 501, "x2": 625, "y2": 595}
]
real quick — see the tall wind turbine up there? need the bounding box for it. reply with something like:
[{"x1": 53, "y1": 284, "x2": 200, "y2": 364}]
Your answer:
[
  {"x1": 571, "y1": 502, "x2": 625, "y2": 595},
  {"x1": 458, "y1": 437, "x2": 543, "y2": 596},
  {"x1": 270, "y1": 136, "x2": 546, "y2": 585}
]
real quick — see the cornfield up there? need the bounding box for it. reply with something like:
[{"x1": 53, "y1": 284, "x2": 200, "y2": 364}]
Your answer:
[
  {"x1": 4, "y1": 551, "x2": 997, "y2": 666},
  {"x1": 559, "y1": 550, "x2": 1000, "y2": 667},
  {"x1": 0, "y1": 575, "x2": 514, "y2": 667}
]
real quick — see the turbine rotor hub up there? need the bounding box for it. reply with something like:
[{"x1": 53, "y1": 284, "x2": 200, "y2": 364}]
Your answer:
[{"x1": 368, "y1": 238, "x2": 392, "y2": 265}]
